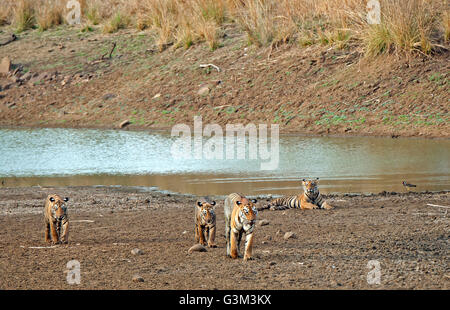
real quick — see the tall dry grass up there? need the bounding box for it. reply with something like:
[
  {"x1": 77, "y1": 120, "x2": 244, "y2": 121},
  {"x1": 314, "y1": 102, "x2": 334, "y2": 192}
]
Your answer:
[
  {"x1": 36, "y1": 0, "x2": 65, "y2": 31},
  {"x1": 0, "y1": 0, "x2": 447, "y2": 56}
]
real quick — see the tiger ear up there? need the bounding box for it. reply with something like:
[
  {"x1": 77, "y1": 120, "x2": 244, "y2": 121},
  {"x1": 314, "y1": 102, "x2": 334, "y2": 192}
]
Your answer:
[
  {"x1": 211, "y1": 201, "x2": 216, "y2": 206},
  {"x1": 64, "y1": 197, "x2": 69, "y2": 202},
  {"x1": 251, "y1": 199, "x2": 257, "y2": 204},
  {"x1": 49, "y1": 197, "x2": 55, "y2": 202},
  {"x1": 236, "y1": 201, "x2": 242, "y2": 206},
  {"x1": 197, "y1": 201, "x2": 203, "y2": 207}
]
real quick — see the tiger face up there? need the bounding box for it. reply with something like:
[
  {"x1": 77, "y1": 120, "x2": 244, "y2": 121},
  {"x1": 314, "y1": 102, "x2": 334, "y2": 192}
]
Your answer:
[
  {"x1": 236, "y1": 198, "x2": 258, "y2": 230},
  {"x1": 197, "y1": 200, "x2": 216, "y2": 225},
  {"x1": 302, "y1": 178, "x2": 319, "y2": 198},
  {"x1": 47, "y1": 195, "x2": 69, "y2": 221}
]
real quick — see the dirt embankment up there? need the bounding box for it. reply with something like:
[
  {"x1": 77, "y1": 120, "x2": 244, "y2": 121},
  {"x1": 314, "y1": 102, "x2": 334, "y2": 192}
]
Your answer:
[
  {"x1": 0, "y1": 186, "x2": 448, "y2": 289},
  {"x1": 0, "y1": 26, "x2": 449, "y2": 138}
]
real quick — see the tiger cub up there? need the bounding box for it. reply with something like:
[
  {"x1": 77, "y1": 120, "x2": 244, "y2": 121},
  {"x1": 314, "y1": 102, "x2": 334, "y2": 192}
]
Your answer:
[
  {"x1": 44, "y1": 194, "x2": 70, "y2": 244},
  {"x1": 224, "y1": 193, "x2": 258, "y2": 261},
  {"x1": 269, "y1": 178, "x2": 333, "y2": 210},
  {"x1": 194, "y1": 199, "x2": 217, "y2": 248}
]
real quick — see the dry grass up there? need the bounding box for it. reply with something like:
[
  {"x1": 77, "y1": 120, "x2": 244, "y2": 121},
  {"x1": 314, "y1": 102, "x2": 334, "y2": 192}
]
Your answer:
[
  {"x1": 0, "y1": 0, "x2": 447, "y2": 56},
  {"x1": 36, "y1": 0, "x2": 65, "y2": 32},
  {"x1": 12, "y1": 0, "x2": 35, "y2": 33}
]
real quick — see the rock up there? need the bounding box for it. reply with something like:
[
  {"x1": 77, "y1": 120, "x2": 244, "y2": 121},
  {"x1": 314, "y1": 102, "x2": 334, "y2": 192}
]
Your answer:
[
  {"x1": 197, "y1": 85, "x2": 211, "y2": 96},
  {"x1": 61, "y1": 76, "x2": 72, "y2": 86},
  {"x1": 102, "y1": 93, "x2": 116, "y2": 101},
  {"x1": 284, "y1": 232, "x2": 297, "y2": 240},
  {"x1": 188, "y1": 244, "x2": 207, "y2": 254},
  {"x1": 132, "y1": 275, "x2": 144, "y2": 283},
  {"x1": 0, "y1": 57, "x2": 11, "y2": 76},
  {"x1": 11, "y1": 76, "x2": 22, "y2": 84},
  {"x1": 258, "y1": 219, "x2": 270, "y2": 227},
  {"x1": 3, "y1": 83, "x2": 13, "y2": 90},
  {"x1": 21, "y1": 72, "x2": 32, "y2": 81},
  {"x1": 131, "y1": 248, "x2": 143, "y2": 255},
  {"x1": 119, "y1": 120, "x2": 130, "y2": 129}
]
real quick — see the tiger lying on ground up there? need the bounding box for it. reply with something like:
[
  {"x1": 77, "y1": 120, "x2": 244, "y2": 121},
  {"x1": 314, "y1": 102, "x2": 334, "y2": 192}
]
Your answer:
[
  {"x1": 224, "y1": 193, "x2": 258, "y2": 261},
  {"x1": 194, "y1": 198, "x2": 217, "y2": 248},
  {"x1": 269, "y1": 178, "x2": 333, "y2": 210},
  {"x1": 44, "y1": 194, "x2": 70, "y2": 244}
]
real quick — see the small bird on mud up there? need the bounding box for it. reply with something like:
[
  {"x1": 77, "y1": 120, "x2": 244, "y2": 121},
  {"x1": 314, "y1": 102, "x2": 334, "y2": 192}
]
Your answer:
[{"x1": 402, "y1": 181, "x2": 417, "y2": 191}]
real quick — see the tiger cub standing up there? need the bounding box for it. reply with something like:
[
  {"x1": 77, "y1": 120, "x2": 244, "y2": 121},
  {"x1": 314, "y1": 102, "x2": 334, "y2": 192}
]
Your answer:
[
  {"x1": 269, "y1": 178, "x2": 333, "y2": 210},
  {"x1": 195, "y1": 199, "x2": 217, "y2": 248},
  {"x1": 44, "y1": 194, "x2": 70, "y2": 244},
  {"x1": 224, "y1": 193, "x2": 258, "y2": 261}
]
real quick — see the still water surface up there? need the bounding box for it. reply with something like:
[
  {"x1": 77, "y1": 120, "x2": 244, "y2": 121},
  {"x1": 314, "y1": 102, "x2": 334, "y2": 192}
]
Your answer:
[{"x1": 0, "y1": 128, "x2": 448, "y2": 195}]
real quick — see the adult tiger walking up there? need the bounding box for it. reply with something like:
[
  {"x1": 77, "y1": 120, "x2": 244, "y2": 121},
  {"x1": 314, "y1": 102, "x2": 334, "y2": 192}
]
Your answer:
[{"x1": 224, "y1": 193, "x2": 258, "y2": 261}]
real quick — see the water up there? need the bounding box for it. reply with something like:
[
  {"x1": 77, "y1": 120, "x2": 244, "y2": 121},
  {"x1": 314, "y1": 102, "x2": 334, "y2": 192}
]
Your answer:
[{"x1": 0, "y1": 128, "x2": 449, "y2": 195}]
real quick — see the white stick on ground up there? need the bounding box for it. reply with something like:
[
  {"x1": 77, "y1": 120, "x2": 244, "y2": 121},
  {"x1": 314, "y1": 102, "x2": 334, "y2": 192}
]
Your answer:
[
  {"x1": 27, "y1": 246, "x2": 59, "y2": 249},
  {"x1": 426, "y1": 204, "x2": 450, "y2": 209},
  {"x1": 200, "y1": 64, "x2": 221, "y2": 72},
  {"x1": 72, "y1": 220, "x2": 96, "y2": 223}
]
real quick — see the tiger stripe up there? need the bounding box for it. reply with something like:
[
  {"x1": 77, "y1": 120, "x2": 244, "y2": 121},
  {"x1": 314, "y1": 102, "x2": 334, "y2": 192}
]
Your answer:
[
  {"x1": 44, "y1": 194, "x2": 70, "y2": 244},
  {"x1": 224, "y1": 193, "x2": 258, "y2": 261},
  {"x1": 269, "y1": 179, "x2": 333, "y2": 210},
  {"x1": 194, "y1": 199, "x2": 217, "y2": 248}
]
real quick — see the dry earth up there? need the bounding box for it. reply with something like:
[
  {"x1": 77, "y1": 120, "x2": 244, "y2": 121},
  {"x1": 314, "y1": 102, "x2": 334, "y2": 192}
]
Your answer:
[{"x1": 0, "y1": 186, "x2": 448, "y2": 289}]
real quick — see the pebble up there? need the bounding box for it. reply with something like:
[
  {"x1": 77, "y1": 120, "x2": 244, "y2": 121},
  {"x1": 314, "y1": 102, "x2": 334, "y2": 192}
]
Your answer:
[
  {"x1": 284, "y1": 232, "x2": 297, "y2": 240},
  {"x1": 132, "y1": 275, "x2": 144, "y2": 283},
  {"x1": 258, "y1": 219, "x2": 270, "y2": 227},
  {"x1": 188, "y1": 244, "x2": 207, "y2": 254},
  {"x1": 131, "y1": 248, "x2": 143, "y2": 255}
]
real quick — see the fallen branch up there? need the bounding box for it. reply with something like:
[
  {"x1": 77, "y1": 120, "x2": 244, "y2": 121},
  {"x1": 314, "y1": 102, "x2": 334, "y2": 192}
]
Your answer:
[
  {"x1": 27, "y1": 246, "x2": 59, "y2": 249},
  {"x1": 101, "y1": 42, "x2": 117, "y2": 60},
  {"x1": 0, "y1": 34, "x2": 17, "y2": 46},
  {"x1": 200, "y1": 63, "x2": 221, "y2": 72},
  {"x1": 72, "y1": 220, "x2": 95, "y2": 223},
  {"x1": 89, "y1": 42, "x2": 117, "y2": 65},
  {"x1": 213, "y1": 104, "x2": 231, "y2": 110},
  {"x1": 426, "y1": 203, "x2": 450, "y2": 209}
]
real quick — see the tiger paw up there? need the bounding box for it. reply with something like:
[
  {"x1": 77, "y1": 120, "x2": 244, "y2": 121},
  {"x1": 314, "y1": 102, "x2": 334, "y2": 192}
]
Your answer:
[
  {"x1": 208, "y1": 243, "x2": 217, "y2": 248},
  {"x1": 243, "y1": 256, "x2": 253, "y2": 261}
]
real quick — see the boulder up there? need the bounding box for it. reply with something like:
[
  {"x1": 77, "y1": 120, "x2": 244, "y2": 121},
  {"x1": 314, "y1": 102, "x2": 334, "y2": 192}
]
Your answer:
[{"x1": 0, "y1": 57, "x2": 11, "y2": 76}]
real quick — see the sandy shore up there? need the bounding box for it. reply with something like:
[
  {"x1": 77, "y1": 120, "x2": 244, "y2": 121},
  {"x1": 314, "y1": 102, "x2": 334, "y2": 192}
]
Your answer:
[{"x1": 0, "y1": 186, "x2": 448, "y2": 289}]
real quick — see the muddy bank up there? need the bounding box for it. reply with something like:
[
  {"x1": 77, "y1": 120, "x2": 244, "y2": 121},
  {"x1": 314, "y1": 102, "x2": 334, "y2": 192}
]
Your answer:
[
  {"x1": 0, "y1": 27, "x2": 448, "y2": 138},
  {"x1": 0, "y1": 186, "x2": 448, "y2": 289}
]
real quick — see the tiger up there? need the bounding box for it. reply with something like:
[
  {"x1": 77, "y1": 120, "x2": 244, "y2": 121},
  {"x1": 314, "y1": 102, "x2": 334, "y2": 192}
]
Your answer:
[
  {"x1": 224, "y1": 193, "x2": 258, "y2": 261},
  {"x1": 269, "y1": 178, "x2": 333, "y2": 210},
  {"x1": 194, "y1": 199, "x2": 217, "y2": 248},
  {"x1": 44, "y1": 194, "x2": 70, "y2": 244}
]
